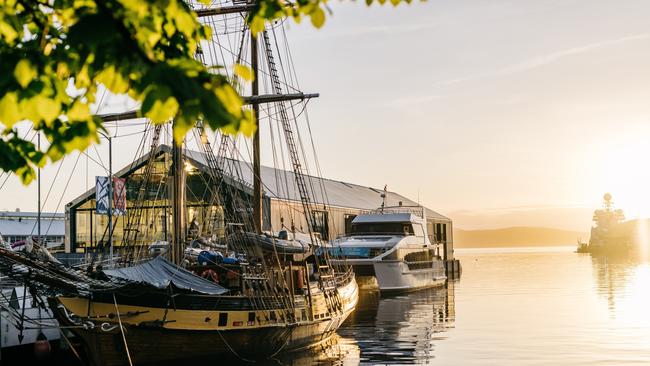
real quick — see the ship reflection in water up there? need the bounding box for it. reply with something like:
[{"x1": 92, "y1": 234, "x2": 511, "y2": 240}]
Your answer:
[
  {"x1": 145, "y1": 249, "x2": 650, "y2": 365},
  {"x1": 591, "y1": 255, "x2": 650, "y2": 320},
  {"x1": 266, "y1": 284, "x2": 455, "y2": 365},
  {"x1": 339, "y1": 285, "x2": 455, "y2": 364}
]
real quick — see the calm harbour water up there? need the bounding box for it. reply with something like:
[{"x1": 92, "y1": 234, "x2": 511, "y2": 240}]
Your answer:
[
  {"x1": 275, "y1": 246, "x2": 650, "y2": 365},
  {"x1": 17, "y1": 246, "x2": 650, "y2": 365}
]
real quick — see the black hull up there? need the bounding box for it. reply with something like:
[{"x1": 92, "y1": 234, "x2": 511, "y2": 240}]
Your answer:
[
  {"x1": 49, "y1": 276, "x2": 359, "y2": 366},
  {"x1": 69, "y1": 320, "x2": 344, "y2": 366}
]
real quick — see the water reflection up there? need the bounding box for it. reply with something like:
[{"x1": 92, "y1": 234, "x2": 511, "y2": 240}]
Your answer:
[
  {"x1": 270, "y1": 283, "x2": 456, "y2": 365},
  {"x1": 591, "y1": 255, "x2": 650, "y2": 322},
  {"x1": 268, "y1": 335, "x2": 361, "y2": 365},
  {"x1": 338, "y1": 284, "x2": 455, "y2": 364},
  {"x1": 591, "y1": 255, "x2": 639, "y2": 314}
]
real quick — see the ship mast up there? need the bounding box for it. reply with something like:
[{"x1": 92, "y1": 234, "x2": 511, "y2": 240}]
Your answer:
[
  {"x1": 251, "y1": 30, "x2": 262, "y2": 234},
  {"x1": 94, "y1": 5, "x2": 319, "y2": 263},
  {"x1": 171, "y1": 133, "x2": 186, "y2": 265},
  {"x1": 37, "y1": 132, "x2": 41, "y2": 243}
]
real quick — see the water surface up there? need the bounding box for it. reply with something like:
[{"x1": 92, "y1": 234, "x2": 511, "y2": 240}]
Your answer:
[
  {"x1": 307, "y1": 246, "x2": 650, "y2": 365},
  {"x1": 23, "y1": 246, "x2": 650, "y2": 365}
]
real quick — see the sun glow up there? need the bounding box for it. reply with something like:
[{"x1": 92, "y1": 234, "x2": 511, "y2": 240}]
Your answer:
[
  {"x1": 616, "y1": 265, "x2": 650, "y2": 325},
  {"x1": 582, "y1": 124, "x2": 650, "y2": 260},
  {"x1": 590, "y1": 130, "x2": 650, "y2": 221}
]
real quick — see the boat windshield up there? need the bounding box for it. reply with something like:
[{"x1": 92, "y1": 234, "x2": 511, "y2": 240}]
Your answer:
[{"x1": 350, "y1": 222, "x2": 414, "y2": 236}]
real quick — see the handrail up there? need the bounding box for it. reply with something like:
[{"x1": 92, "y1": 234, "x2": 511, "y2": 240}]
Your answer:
[{"x1": 360, "y1": 206, "x2": 425, "y2": 217}]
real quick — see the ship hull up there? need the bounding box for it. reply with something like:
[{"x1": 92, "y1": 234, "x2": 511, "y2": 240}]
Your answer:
[
  {"x1": 64, "y1": 316, "x2": 349, "y2": 366},
  {"x1": 49, "y1": 277, "x2": 358, "y2": 366}
]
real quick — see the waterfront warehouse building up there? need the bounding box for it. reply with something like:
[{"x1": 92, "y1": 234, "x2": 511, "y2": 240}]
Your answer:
[
  {"x1": 64, "y1": 145, "x2": 455, "y2": 261},
  {"x1": 0, "y1": 210, "x2": 65, "y2": 248}
]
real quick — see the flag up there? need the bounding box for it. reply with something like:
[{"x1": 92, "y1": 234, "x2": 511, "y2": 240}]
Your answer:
[
  {"x1": 113, "y1": 177, "x2": 127, "y2": 216},
  {"x1": 95, "y1": 176, "x2": 109, "y2": 215}
]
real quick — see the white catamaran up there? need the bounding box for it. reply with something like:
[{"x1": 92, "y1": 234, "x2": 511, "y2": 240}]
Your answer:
[{"x1": 330, "y1": 206, "x2": 446, "y2": 293}]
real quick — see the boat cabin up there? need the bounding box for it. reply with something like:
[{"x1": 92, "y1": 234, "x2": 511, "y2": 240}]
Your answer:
[{"x1": 349, "y1": 213, "x2": 427, "y2": 239}]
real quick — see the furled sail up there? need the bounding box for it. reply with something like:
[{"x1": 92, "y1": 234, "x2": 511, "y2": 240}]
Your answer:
[{"x1": 103, "y1": 256, "x2": 228, "y2": 295}]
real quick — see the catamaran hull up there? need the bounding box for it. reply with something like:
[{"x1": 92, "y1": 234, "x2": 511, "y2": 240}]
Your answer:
[
  {"x1": 374, "y1": 260, "x2": 446, "y2": 292},
  {"x1": 334, "y1": 259, "x2": 446, "y2": 293}
]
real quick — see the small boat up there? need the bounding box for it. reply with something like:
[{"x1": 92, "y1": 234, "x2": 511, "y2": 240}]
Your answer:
[
  {"x1": 330, "y1": 206, "x2": 446, "y2": 293},
  {"x1": 576, "y1": 238, "x2": 589, "y2": 253}
]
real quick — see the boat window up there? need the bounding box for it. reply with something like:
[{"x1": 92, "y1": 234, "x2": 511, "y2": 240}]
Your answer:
[
  {"x1": 350, "y1": 222, "x2": 414, "y2": 235},
  {"x1": 344, "y1": 214, "x2": 357, "y2": 234},
  {"x1": 427, "y1": 221, "x2": 435, "y2": 244},
  {"x1": 442, "y1": 223, "x2": 447, "y2": 241},
  {"x1": 412, "y1": 223, "x2": 425, "y2": 238}
]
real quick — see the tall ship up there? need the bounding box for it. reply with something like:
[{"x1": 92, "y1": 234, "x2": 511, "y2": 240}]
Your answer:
[
  {"x1": 330, "y1": 203, "x2": 446, "y2": 293},
  {"x1": 0, "y1": 1, "x2": 359, "y2": 364}
]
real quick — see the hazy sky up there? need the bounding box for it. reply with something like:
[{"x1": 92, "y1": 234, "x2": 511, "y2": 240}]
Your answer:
[{"x1": 3, "y1": 0, "x2": 650, "y2": 231}]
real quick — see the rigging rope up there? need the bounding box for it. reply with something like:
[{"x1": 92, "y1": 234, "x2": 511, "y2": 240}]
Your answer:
[
  {"x1": 113, "y1": 293, "x2": 134, "y2": 366},
  {"x1": 44, "y1": 152, "x2": 82, "y2": 237}
]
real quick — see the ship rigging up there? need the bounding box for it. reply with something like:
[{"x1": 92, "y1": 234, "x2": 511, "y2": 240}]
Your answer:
[{"x1": 0, "y1": 1, "x2": 359, "y2": 364}]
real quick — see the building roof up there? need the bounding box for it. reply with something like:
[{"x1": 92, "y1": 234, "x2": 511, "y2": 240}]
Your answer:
[
  {"x1": 67, "y1": 145, "x2": 451, "y2": 222},
  {"x1": 0, "y1": 218, "x2": 65, "y2": 237},
  {"x1": 0, "y1": 211, "x2": 65, "y2": 219}
]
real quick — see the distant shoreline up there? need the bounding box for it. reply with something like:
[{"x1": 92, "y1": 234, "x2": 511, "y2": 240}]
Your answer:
[
  {"x1": 453, "y1": 226, "x2": 588, "y2": 249},
  {"x1": 454, "y1": 245, "x2": 575, "y2": 253}
]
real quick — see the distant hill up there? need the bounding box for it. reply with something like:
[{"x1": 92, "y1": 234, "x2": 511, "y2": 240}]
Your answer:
[{"x1": 453, "y1": 226, "x2": 589, "y2": 248}]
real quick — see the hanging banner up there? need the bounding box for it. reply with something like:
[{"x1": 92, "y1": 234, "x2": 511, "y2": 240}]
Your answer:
[
  {"x1": 95, "y1": 176, "x2": 109, "y2": 215},
  {"x1": 113, "y1": 177, "x2": 127, "y2": 216}
]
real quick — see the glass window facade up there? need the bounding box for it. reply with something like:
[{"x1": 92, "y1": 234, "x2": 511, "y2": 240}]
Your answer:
[{"x1": 70, "y1": 155, "x2": 228, "y2": 252}]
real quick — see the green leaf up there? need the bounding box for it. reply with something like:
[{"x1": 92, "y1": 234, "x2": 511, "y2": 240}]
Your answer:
[
  {"x1": 174, "y1": 10, "x2": 197, "y2": 38},
  {"x1": 173, "y1": 116, "x2": 194, "y2": 144},
  {"x1": 249, "y1": 16, "x2": 266, "y2": 35},
  {"x1": 35, "y1": 96, "x2": 61, "y2": 125},
  {"x1": 0, "y1": 93, "x2": 21, "y2": 128},
  {"x1": 16, "y1": 166, "x2": 35, "y2": 186},
  {"x1": 68, "y1": 100, "x2": 91, "y2": 121},
  {"x1": 234, "y1": 64, "x2": 254, "y2": 82},
  {"x1": 14, "y1": 59, "x2": 37, "y2": 88},
  {"x1": 145, "y1": 96, "x2": 180, "y2": 123},
  {"x1": 96, "y1": 66, "x2": 130, "y2": 94},
  {"x1": 0, "y1": 19, "x2": 18, "y2": 44},
  {"x1": 214, "y1": 85, "x2": 243, "y2": 116},
  {"x1": 310, "y1": 7, "x2": 326, "y2": 28},
  {"x1": 239, "y1": 110, "x2": 257, "y2": 136}
]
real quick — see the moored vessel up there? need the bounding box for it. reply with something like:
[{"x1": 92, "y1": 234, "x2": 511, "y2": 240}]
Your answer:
[
  {"x1": 0, "y1": 1, "x2": 360, "y2": 363},
  {"x1": 330, "y1": 205, "x2": 446, "y2": 293},
  {"x1": 579, "y1": 193, "x2": 633, "y2": 257}
]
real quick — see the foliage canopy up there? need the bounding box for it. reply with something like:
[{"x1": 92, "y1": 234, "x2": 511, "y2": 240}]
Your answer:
[{"x1": 0, "y1": 0, "x2": 414, "y2": 184}]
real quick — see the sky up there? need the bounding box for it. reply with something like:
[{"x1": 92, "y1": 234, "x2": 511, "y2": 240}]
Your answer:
[{"x1": 3, "y1": 0, "x2": 650, "y2": 231}]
